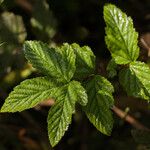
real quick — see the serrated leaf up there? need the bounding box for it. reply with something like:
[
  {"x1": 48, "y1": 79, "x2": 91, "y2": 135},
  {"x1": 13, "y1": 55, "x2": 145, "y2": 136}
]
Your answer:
[
  {"x1": 24, "y1": 41, "x2": 76, "y2": 83},
  {"x1": 119, "y1": 61, "x2": 150, "y2": 101},
  {"x1": 71, "y1": 43, "x2": 95, "y2": 78},
  {"x1": 47, "y1": 80, "x2": 88, "y2": 147},
  {"x1": 104, "y1": 4, "x2": 139, "y2": 64},
  {"x1": 107, "y1": 58, "x2": 117, "y2": 78},
  {"x1": 1, "y1": 77, "x2": 63, "y2": 112},
  {"x1": 84, "y1": 75, "x2": 114, "y2": 135}
]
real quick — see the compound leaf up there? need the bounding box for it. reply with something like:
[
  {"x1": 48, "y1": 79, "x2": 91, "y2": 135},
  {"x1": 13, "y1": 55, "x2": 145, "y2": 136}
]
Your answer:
[
  {"x1": 1, "y1": 77, "x2": 63, "y2": 112},
  {"x1": 119, "y1": 61, "x2": 150, "y2": 102},
  {"x1": 104, "y1": 4, "x2": 139, "y2": 64},
  {"x1": 84, "y1": 75, "x2": 114, "y2": 135},
  {"x1": 24, "y1": 41, "x2": 76, "y2": 83},
  {"x1": 71, "y1": 43, "x2": 95, "y2": 79},
  {"x1": 47, "y1": 80, "x2": 87, "y2": 147}
]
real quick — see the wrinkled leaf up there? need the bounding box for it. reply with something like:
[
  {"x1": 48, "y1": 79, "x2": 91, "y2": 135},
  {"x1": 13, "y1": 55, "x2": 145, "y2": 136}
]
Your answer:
[
  {"x1": 84, "y1": 75, "x2": 114, "y2": 135},
  {"x1": 71, "y1": 43, "x2": 95, "y2": 79},
  {"x1": 104, "y1": 4, "x2": 139, "y2": 64},
  {"x1": 119, "y1": 61, "x2": 150, "y2": 101},
  {"x1": 47, "y1": 80, "x2": 88, "y2": 147},
  {"x1": 24, "y1": 41, "x2": 76, "y2": 83},
  {"x1": 1, "y1": 77, "x2": 63, "y2": 112}
]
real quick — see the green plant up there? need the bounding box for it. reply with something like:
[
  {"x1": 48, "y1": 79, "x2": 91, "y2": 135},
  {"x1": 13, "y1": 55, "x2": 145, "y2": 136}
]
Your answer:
[{"x1": 1, "y1": 3, "x2": 150, "y2": 147}]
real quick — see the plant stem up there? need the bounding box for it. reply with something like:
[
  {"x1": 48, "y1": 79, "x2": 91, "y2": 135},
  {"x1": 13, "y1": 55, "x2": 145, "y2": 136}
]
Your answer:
[{"x1": 112, "y1": 105, "x2": 150, "y2": 131}]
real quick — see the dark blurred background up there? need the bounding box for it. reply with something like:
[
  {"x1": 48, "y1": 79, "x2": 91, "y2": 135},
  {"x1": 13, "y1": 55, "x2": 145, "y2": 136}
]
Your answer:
[{"x1": 0, "y1": 0, "x2": 150, "y2": 150}]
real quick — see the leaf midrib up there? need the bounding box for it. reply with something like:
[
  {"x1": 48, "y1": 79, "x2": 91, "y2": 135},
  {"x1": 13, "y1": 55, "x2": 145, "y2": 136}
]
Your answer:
[{"x1": 108, "y1": 9, "x2": 132, "y2": 61}]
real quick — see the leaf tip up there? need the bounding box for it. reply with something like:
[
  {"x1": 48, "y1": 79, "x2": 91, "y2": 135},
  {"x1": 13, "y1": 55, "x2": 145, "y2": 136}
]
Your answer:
[
  {"x1": 0, "y1": 106, "x2": 7, "y2": 113},
  {"x1": 50, "y1": 140, "x2": 57, "y2": 148},
  {"x1": 104, "y1": 3, "x2": 116, "y2": 10}
]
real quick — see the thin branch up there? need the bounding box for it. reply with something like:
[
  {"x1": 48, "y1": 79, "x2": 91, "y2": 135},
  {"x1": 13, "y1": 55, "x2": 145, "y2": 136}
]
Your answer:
[
  {"x1": 112, "y1": 105, "x2": 150, "y2": 131},
  {"x1": 38, "y1": 99, "x2": 150, "y2": 131},
  {"x1": 140, "y1": 38, "x2": 150, "y2": 57},
  {"x1": 15, "y1": 0, "x2": 33, "y2": 12},
  {"x1": 39, "y1": 99, "x2": 55, "y2": 107}
]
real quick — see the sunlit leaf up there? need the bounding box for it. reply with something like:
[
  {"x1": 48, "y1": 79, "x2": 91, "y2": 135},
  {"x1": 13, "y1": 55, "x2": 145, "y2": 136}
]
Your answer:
[
  {"x1": 84, "y1": 75, "x2": 114, "y2": 135},
  {"x1": 71, "y1": 43, "x2": 95, "y2": 79},
  {"x1": 1, "y1": 77, "x2": 63, "y2": 112},
  {"x1": 24, "y1": 41, "x2": 76, "y2": 83},
  {"x1": 47, "y1": 80, "x2": 88, "y2": 147},
  {"x1": 119, "y1": 61, "x2": 150, "y2": 101},
  {"x1": 104, "y1": 4, "x2": 139, "y2": 64}
]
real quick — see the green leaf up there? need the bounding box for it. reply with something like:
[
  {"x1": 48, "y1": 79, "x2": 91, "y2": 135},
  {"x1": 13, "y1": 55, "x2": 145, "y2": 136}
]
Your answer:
[
  {"x1": 119, "y1": 61, "x2": 150, "y2": 101},
  {"x1": 24, "y1": 41, "x2": 76, "y2": 83},
  {"x1": 104, "y1": 4, "x2": 139, "y2": 64},
  {"x1": 1, "y1": 77, "x2": 63, "y2": 112},
  {"x1": 47, "y1": 80, "x2": 87, "y2": 147},
  {"x1": 71, "y1": 43, "x2": 96, "y2": 78},
  {"x1": 107, "y1": 58, "x2": 117, "y2": 78},
  {"x1": 84, "y1": 75, "x2": 114, "y2": 135}
]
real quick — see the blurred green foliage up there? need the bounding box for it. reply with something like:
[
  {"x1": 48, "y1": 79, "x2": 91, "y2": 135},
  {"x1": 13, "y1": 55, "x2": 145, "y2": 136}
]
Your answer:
[{"x1": 0, "y1": 0, "x2": 150, "y2": 150}]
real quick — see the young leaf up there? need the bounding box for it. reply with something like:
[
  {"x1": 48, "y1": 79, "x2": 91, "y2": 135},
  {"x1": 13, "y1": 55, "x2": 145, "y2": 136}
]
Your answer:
[
  {"x1": 71, "y1": 43, "x2": 96, "y2": 78},
  {"x1": 104, "y1": 4, "x2": 139, "y2": 64},
  {"x1": 47, "y1": 80, "x2": 87, "y2": 147},
  {"x1": 0, "y1": 77, "x2": 63, "y2": 112},
  {"x1": 24, "y1": 41, "x2": 76, "y2": 83},
  {"x1": 119, "y1": 61, "x2": 150, "y2": 101},
  {"x1": 84, "y1": 75, "x2": 114, "y2": 135}
]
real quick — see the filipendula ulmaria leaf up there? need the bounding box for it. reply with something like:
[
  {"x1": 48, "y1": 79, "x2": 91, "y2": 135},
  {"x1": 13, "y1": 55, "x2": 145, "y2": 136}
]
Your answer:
[
  {"x1": 104, "y1": 4, "x2": 139, "y2": 64},
  {"x1": 47, "y1": 80, "x2": 88, "y2": 147},
  {"x1": 84, "y1": 75, "x2": 114, "y2": 135},
  {"x1": 0, "y1": 77, "x2": 63, "y2": 112},
  {"x1": 24, "y1": 41, "x2": 76, "y2": 83},
  {"x1": 71, "y1": 43, "x2": 95, "y2": 79},
  {"x1": 119, "y1": 61, "x2": 150, "y2": 102}
]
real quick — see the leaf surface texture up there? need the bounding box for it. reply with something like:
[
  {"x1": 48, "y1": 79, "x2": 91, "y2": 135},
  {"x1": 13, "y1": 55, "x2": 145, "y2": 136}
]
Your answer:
[
  {"x1": 71, "y1": 43, "x2": 95, "y2": 78},
  {"x1": 24, "y1": 41, "x2": 76, "y2": 82},
  {"x1": 84, "y1": 75, "x2": 114, "y2": 135},
  {"x1": 104, "y1": 4, "x2": 139, "y2": 64},
  {"x1": 119, "y1": 61, "x2": 150, "y2": 101},
  {"x1": 1, "y1": 77, "x2": 62, "y2": 112},
  {"x1": 47, "y1": 80, "x2": 88, "y2": 147}
]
